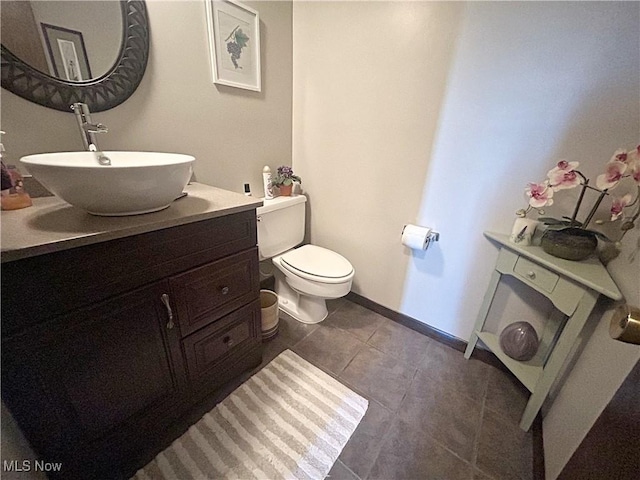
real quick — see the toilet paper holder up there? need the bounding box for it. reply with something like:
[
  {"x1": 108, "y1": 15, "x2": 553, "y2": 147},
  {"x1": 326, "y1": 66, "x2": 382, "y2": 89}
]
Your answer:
[
  {"x1": 401, "y1": 225, "x2": 440, "y2": 242},
  {"x1": 610, "y1": 304, "x2": 640, "y2": 345}
]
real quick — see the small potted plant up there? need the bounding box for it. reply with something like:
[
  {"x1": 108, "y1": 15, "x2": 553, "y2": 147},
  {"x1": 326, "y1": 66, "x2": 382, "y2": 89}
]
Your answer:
[
  {"x1": 517, "y1": 146, "x2": 640, "y2": 261},
  {"x1": 271, "y1": 165, "x2": 302, "y2": 196}
]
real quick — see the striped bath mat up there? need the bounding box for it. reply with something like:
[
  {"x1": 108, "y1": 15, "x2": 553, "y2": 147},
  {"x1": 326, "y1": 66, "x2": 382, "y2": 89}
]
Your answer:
[{"x1": 133, "y1": 349, "x2": 368, "y2": 480}]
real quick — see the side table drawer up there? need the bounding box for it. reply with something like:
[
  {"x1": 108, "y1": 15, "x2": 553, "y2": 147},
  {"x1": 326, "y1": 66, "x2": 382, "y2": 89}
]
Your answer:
[{"x1": 514, "y1": 256, "x2": 559, "y2": 293}]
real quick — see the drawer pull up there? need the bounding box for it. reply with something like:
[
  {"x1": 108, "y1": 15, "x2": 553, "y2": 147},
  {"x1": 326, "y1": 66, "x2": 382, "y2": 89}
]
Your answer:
[
  {"x1": 161, "y1": 294, "x2": 175, "y2": 330},
  {"x1": 220, "y1": 286, "x2": 230, "y2": 296},
  {"x1": 527, "y1": 271, "x2": 536, "y2": 279},
  {"x1": 223, "y1": 335, "x2": 233, "y2": 347}
]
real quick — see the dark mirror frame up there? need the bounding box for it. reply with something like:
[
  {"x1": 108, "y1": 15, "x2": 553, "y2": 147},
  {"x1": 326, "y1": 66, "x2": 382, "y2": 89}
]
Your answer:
[{"x1": 1, "y1": 0, "x2": 149, "y2": 113}]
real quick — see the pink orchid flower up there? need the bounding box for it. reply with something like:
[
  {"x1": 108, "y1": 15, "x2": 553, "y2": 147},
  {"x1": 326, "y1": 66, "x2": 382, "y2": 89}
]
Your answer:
[
  {"x1": 596, "y1": 161, "x2": 627, "y2": 190},
  {"x1": 630, "y1": 162, "x2": 640, "y2": 185},
  {"x1": 610, "y1": 148, "x2": 629, "y2": 164},
  {"x1": 628, "y1": 146, "x2": 640, "y2": 185},
  {"x1": 526, "y1": 182, "x2": 554, "y2": 208},
  {"x1": 547, "y1": 160, "x2": 581, "y2": 191},
  {"x1": 610, "y1": 194, "x2": 632, "y2": 221}
]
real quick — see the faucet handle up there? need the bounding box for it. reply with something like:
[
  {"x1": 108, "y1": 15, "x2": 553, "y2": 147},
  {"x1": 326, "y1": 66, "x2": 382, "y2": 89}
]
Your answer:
[
  {"x1": 71, "y1": 102, "x2": 89, "y2": 113},
  {"x1": 84, "y1": 123, "x2": 108, "y2": 133}
]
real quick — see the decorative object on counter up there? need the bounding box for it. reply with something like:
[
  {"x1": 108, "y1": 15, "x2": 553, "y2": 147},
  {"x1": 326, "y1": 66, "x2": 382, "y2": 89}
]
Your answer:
[
  {"x1": 262, "y1": 165, "x2": 274, "y2": 199},
  {"x1": 205, "y1": 0, "x2": 261, "y2": 92},
  {"x1": 0, "y1": 161, "x2": 11, "y2": 191},
  {"x1": 510, "y1": 217, "x2": 539, "y2": 246},
  {"x1": 0, "y1": 131, "x2": 11, "y2": 191},
  {"x1": 243, "y1": 182, "x2": 252, "y2": 196},
  {"x1": 260, "y1": 289, "x2": 279, "y2": 340},
  {"x1": 499, "y1": 321, "x2": 539, "y2": 361},
  {"x1": 540, "y1": 227, "x2": 598, "y2": 261},
  {"x1": 516, "y1": 146, "x2": 640, "y2": 261},
  {"x1": 1, "y1": 133, "x2": 32, "y2": 210},
  {"x1": 271, "y1": 165, "x2": 302, "y2": 197},
  {"x1": 610, "y1": 304, "x2": 640, "y2": 345},
  {"x1": 134, "y1": 349, "x2": 368, "y2": 480}
]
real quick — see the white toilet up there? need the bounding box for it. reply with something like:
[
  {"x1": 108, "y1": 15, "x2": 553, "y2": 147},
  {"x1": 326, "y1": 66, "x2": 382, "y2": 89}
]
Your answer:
[{"x1": 257, "y1": 195, "x2": 354, "y2": 324}]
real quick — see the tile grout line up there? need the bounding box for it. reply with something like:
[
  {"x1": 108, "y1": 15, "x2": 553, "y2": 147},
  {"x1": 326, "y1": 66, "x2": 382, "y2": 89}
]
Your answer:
[
  {"x1": 483, "y1": 368, "x2": 530, "y2": 429},
  {"x1": 334, "y1": 460, "x2": 362, "y2": 480},
  {"x1": 473, "y1": 375, "x2": 489, "y2": 469},
  {"x1": 335, "y1": 337, "x2": 366, "y2": 377},
  {"x1": 359, "y1": 404, "x2": 395, "y2": 480}
]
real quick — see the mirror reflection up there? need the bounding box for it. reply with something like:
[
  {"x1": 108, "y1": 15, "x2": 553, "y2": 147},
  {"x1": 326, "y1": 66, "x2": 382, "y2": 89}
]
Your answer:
[{"x1": 1, "y1": 1, "x2": 122, "y2": 82}]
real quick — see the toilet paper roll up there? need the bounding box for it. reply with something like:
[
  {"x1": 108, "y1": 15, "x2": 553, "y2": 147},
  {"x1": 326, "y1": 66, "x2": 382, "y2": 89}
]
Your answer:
[
  {"x1": 402, "y1": 224, "x2": 431, "y2": 250},
  {"x1": 610, "y1": 305, "x2": 640, "y2": 345}
]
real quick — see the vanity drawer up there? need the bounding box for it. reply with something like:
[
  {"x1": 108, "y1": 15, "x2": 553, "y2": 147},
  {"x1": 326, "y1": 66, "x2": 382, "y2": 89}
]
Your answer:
[
  {"x1": 182, "y1": 300, "x2": 260, "y2": 383},
  {"x1": 170, "y1": 248, "x2": 260, "y2": 337},
  {"x1": 514, "y1": 256, "x2": 559, "y2": 293}
]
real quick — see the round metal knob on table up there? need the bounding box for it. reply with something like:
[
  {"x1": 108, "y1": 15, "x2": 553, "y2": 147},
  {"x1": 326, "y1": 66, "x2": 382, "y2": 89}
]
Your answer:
[
  {"x1": 220, "y1": 286, "x2": 230, "y2": 295},
  {"x1": 527, "y1": 271, "x2": 536, "y2": 279}
]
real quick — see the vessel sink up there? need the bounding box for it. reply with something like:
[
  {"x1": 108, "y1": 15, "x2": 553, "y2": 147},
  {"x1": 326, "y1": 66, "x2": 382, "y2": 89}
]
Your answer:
[{"x1": 21, "y1": 151, "x2": 195, "y2": 216}]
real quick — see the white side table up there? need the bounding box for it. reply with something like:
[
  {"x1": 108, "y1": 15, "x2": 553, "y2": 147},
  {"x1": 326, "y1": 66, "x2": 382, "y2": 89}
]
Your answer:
[{"x1": 465, "y1": 232, "x2": 623, "y2": 431}]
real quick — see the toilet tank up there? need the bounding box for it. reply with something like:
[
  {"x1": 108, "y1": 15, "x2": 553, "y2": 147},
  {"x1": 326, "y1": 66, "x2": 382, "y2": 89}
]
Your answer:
[{"x1": 256, "y1": 195, "x2": 306, "y2": 260}]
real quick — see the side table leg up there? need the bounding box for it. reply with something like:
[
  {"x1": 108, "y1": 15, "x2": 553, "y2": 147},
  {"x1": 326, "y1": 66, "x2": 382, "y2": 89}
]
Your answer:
[
  {"x1": 519, "y1": 290, "x2": 599, "y2": 430},
  {"x1": 465, "y1": 269, "x2": 502, "y2": 359}
]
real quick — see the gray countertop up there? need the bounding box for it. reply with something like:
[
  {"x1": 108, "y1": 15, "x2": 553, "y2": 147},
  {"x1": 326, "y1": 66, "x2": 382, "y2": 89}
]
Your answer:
[{"x1": 1, "y1": 183, "x2": 262, "y2": 263}]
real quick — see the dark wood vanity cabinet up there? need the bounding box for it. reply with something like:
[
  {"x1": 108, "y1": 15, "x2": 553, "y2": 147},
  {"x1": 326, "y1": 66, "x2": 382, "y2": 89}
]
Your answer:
[{"x1": 1, "y1": 210, "x2": 262, "y2": 479}]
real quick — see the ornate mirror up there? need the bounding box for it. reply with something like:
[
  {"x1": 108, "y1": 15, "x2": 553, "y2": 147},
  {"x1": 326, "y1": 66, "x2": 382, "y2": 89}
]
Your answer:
[{"x1": 1, "y1": 0, "x2": 149, "y2": 112}]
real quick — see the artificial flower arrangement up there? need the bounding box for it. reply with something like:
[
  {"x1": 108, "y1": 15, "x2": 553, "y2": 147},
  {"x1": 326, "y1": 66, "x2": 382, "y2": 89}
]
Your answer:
[
  {"x1": 518, "y1": 146, "x2": 640, "y2": 257},
  {"x1": 271, "y1": 165, "x2": 302, "y2": 188}
]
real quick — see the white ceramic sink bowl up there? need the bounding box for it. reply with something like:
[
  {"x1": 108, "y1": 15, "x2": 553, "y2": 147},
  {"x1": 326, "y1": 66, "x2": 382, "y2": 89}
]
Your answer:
[{"x1": 21, "y1": 151, "x2": 195, "y2": 216}]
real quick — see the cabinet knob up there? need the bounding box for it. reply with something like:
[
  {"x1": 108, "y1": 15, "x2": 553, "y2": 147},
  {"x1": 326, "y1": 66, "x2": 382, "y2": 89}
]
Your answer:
[
  {"x1": 527, "y1": 271, "x2": 536, "y2": 279},
  {"x1": 220, "y1": 286, "x2": 230, "y2": 295},
  {"x1": 223, "y1": 335, "x2": 233, "y2": 347},
  {"x1": 161, "y1": 293, "x2": 175, "y2": 330}
]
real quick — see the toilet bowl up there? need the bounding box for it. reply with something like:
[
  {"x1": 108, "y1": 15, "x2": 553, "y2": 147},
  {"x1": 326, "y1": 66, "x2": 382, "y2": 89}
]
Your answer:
[
  {"x1": 272, "y1": 244, "x2": 354, "y2": 324},
  {"x1": 256, "y1": 194, "x2": 355, "y2": 324}
]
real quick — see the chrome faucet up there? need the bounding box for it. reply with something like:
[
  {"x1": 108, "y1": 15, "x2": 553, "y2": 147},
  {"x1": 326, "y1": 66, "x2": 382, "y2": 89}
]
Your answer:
[{"x1": 71, "y1": 103, "x2": 111, "y2": 165}]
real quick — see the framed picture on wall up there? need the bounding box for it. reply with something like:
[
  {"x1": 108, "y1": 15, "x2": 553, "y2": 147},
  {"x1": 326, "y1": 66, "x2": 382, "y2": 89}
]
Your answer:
[
  {"x1": 205, "y1": 0, "x2": 261, "y2": 92},
  {"x1": 41, "y1": 23, "x2": 92, "y2": 82}
]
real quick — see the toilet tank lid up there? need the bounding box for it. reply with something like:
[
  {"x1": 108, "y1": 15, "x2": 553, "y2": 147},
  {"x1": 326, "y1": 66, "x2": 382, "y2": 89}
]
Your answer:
[
  {"x1": 281, "y1": 244, "x2": 354, "y2": 279},
  {"x1": 257, "y1": 194, "x2": 306, "y2": 215}
]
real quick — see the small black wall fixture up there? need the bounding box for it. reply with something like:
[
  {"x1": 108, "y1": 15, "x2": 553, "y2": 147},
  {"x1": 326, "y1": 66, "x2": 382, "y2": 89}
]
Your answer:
[{"x1": 1, "y1": 0, "x2": 149, "y2": 113}]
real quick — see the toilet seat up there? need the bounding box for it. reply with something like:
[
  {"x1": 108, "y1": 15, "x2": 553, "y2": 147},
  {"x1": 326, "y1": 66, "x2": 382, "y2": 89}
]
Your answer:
[{"x1": 280, "y1": 245, "x2": 354, "y2": 284}]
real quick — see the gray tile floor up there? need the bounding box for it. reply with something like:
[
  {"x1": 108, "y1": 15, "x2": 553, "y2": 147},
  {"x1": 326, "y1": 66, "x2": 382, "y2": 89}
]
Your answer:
[{"x1": 243, "y1": 298, "x2": 533, "y2": 480}]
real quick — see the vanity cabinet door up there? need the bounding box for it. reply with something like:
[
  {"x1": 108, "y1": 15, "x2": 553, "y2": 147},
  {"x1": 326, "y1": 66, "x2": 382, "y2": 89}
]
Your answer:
[{"x1": 1, "y1": 280, "x2": 187, "y2": 478}]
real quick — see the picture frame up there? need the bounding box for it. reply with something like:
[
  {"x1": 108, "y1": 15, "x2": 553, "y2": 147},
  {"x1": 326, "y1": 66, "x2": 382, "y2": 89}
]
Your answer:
[
  {"x1": 205, "y1": 0, "x2": 261, "y2": 92},
  {"x1": 41, "y1": 23, "x2": 92, "y2": 82}
]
